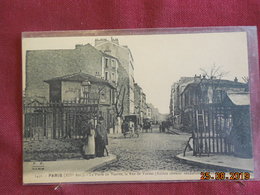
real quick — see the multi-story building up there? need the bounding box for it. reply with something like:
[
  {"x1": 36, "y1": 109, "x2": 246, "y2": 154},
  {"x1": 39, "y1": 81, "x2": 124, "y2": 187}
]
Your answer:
[
  {"x1": 147, "y1": 103, "x2": 161, "y2": 123},
  {"x1": 134, "y1": 83, "x2": 151, "y2": 124},
  {"x1": 170, "y1": 77, "x2": 194, "y2": 127},
  {"x1": 175, "y1": 76, "x2": 251, "y2": 158},
  {"x1": 146, "y1": 104, "x2": 152, "y2": 120},
  {"x1": 25, "y1": 44, "x2": 119, "y2": 102},
  {"x1": 176, "y1": 76, "x2": 248, "y2": 131},
  {"x1": 141, "y1": 92, "x2": 147, "y2": 119},
  {"x1": 95, "y1": 38, "x2": 135, "y2": 115},
  {"x1": 134, "y1": 83, "x2": 142, "y2": 120},
  {"x1": 180, "y1": 77, "x2": 248, "y2": 110}
]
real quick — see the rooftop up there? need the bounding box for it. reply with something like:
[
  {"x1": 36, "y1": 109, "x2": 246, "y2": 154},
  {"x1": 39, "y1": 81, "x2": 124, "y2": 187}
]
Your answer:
[
  {"x1": 44, "y1": 72, "x2": 116, "y2": 89},
  {"x1": 226, "y1": 92, "x2": 250, "y2": 106},
  {"x1": 181, "y1": 78, "x2": 248, "y2": 94},
  {"x1": 200, "y1": 78, "x2": 247, "y2": 87}
]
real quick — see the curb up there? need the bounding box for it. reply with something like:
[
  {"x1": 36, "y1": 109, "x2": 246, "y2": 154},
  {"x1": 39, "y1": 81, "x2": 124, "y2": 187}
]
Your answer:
[
  {"x1": 88, "y1": 154, "x2": 117, "y2": 171},
  {"x1": 175, "y1": 153, "x2": 253, "y2": 173}
]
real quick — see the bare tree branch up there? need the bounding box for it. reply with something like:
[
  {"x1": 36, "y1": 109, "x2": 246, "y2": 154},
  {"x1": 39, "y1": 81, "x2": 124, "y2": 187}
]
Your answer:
[
  {"x1": 200, "y1": 64, "x2": 229, "y2": 80},
  {"x1": 200, "y1": 68, "x2": 209, "y2": 78},
  {"x1": 242, "y1": 76, "x2": 249, "y2": 83},
  {"x1": 114, "y1": 78, "x2": 128, "y2": 118},
  {"x1": 118, "y1": 87, "x2": 126, "y2": 116}
]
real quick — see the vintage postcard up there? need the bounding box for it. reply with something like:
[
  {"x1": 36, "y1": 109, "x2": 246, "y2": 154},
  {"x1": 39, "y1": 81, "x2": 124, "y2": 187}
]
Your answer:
[{"x1": 22, "y1": 27, "x2": 258, "y2": 184}]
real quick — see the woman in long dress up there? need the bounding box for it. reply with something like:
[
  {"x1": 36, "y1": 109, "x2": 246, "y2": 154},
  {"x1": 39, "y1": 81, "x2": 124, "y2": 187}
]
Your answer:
[{"x1": 82, "y1": 119, "x2": 95, "y2": 159}]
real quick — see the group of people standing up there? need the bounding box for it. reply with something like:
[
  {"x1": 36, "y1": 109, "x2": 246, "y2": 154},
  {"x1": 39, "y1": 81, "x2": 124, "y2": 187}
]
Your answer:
[
  {"x1": 81, "y1": 116, "x2": 108, "y2": 159},
  {"x1": 159, "y1": 121, "x2": 170, "y2": 133}
]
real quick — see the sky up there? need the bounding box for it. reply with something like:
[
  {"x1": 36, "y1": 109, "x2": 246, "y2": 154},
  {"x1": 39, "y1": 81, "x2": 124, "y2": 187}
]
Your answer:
[{"x1": 22, "y1": 31, "x2": 249, "y2": 114}]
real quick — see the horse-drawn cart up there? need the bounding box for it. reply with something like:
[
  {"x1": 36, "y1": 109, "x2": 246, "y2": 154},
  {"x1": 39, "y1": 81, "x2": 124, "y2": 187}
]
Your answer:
[{"x1": 143, "y1": 118, "x2": 152, "y2": 133}]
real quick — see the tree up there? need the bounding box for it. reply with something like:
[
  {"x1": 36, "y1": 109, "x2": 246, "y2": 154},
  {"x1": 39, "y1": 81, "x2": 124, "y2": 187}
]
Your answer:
[
  {"x1": 200, "y1": 64, "x2": 229, "y2": 80},
  {"x1": 241, "y1": 76, "x2": 249, "y2": 84},
  {"x1": 114, "y1": 83, "x2": 126, "y2": 118},
  {"x1": 96, "y1": 86, "x2": 106, "y2": 123},
  {"x1": 113, "y1": 78, "x2": 128, "y2": 133},
  {"x1": 199, "y1": 64, "x2": 229, "y2": 104}
]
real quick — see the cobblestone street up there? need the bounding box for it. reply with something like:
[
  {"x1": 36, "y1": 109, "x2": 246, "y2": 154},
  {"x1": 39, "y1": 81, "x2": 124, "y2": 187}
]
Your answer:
[{"x1": 95, "y1": 126, "x2": 217, "y2": 172}]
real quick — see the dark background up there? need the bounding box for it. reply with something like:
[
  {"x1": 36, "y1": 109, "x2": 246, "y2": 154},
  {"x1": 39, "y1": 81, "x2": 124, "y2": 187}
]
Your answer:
[{"x1": 0, "y1": 0, "x2": 260, "y2": 194}]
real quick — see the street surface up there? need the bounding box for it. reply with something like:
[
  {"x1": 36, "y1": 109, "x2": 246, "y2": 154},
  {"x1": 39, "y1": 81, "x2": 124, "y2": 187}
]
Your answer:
[{"x1": 95, "y1": 126, "x2": 217, "y2": 172}]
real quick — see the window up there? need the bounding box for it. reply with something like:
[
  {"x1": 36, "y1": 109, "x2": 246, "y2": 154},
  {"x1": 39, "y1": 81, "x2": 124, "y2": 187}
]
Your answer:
[
  {"x1": 111, "y1": 72, "x2": 115, "y2": 81},
  {"x1": 111, "y1": 59, "x2": 116, "y2": 69},
  {"x1": 110, "y1": 89, "x2": 114, "y2": 104},
  {"x1": 81, "y1": 82, "x2": 91, "y2": 103},
  {"x1": 105, "y1": 72, "x2": 109, "y2": 80},
  {"x1": 105, "y1": 58, "x2": 109, "y2": 68},
  {"x1": 100, "y1": 90, "x2": 106, "y2": 103},
  {"x1": 101, "y1": 57, "x2": 105, "y2": 77}
]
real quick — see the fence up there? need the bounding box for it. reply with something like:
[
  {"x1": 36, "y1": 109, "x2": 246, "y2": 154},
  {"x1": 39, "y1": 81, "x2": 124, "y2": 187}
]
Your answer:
[
  {"x1": 23, "y1": 100, "x2": 99, "y2": 140},
  {"x1": 192, "y1": 104, "x2": 235, "y2": 156}
]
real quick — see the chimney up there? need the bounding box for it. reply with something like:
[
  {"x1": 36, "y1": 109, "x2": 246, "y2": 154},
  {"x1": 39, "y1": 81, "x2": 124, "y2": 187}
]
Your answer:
[
  {"x1": 111, "y1": 37, "x2": 119, "y2": 45},
  {"x1": 194, "y1": 74, "x2": 201, "y2": 82},
  {"x1": 95, "y1": 72, "x2": 101, "y2": 78},
  {"x1": 234, "y1": 77, "x2": 238, "y2": 82},
  {"x1": 75, "y1": 44, "x2": 84, "y2": 49}
]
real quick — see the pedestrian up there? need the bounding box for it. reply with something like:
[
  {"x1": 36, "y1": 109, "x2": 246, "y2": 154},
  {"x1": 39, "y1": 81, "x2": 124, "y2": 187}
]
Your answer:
[
  {"x1": 95, "y1": 117, "x2": 108, "y2": 157},
  {"x1": 82, "y1": 117, "x2": 95, "y2": 159},
  {"x1": 162, "y1": 121, "x2": 165, "y2": 133},
  {"x1": 139, "y1": 123, "x2": 143, "y2": 133},
  {"x1": 121, "y1": 120, "x2": 126, "y2": 134},
  {"x1": 129, "y1": 121, "x2": 134, "y2": 134},
  {"x1": 122, "y1": 120, "x2": 129, "y2": 137}
]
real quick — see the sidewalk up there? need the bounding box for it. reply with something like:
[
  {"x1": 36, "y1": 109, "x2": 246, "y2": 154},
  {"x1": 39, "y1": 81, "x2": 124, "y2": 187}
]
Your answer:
[
  {"x1": 176, "y1": 151, "x2": 254, "y2": 172},
  {"x1": 23, "y1": 154, "x2": 117, "y2": 173},
  {"x1": 23, "y1": 154, "x2": 117, "y2": 184}
]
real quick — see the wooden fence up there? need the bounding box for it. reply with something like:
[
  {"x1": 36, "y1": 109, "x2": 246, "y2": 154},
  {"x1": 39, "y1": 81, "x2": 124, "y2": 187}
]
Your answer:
[
  {"x1": 192, "y1": 105, "x2": 235, "y2": 156},
  {"x1": 23, "y1": 101, "x2": 99, "y2": 140}
]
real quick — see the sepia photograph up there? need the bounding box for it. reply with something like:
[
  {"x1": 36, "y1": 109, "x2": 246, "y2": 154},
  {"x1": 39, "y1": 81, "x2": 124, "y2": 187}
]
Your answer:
[{"x1": 22, "y1": 28, "x2": 256, "y2": 183}]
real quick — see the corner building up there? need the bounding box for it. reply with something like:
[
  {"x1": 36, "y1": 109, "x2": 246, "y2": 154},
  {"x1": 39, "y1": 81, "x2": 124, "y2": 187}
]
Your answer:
[
  {"x1": 25, "y1": 44, "x2": 119, "y2": 102},
  {"x1": 95, "y1": 38, "x2": 135, "y2": 115}
]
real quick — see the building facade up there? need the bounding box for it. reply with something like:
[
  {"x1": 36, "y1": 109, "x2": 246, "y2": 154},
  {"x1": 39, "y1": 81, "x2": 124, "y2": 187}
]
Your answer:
[
  {"x1": 44, "y1": 72, "x2": 116, "y2": 133},
  {"x1": 147, "y1": 103, "x2": 161, "y2": 123},
  {"x1": 170, "y1": 77, "x2": 194, "y2": 127},
  {"x1": 25, "y1": 44, "x2": 119, "y2": 102},
  {"x1": 134, "y1": 83, "x2": 143, "y2": 121},
  {"x1": 146, "y1": 105, "x2": 152, "y2": 120},
  {"x1": 95, "y1": 38, "x2": 135, "y2": 115},
  {"x1": 174, "y1": 76, "x2": 248, "y2": 131},
  {"x1": 170, "y1": 75, "x2": 251, "y2": 157}
]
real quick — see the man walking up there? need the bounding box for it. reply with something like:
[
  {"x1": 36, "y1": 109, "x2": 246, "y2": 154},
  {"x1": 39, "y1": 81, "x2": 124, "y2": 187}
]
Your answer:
[{"x1": 95, "y1": 117, "x2": 108, "y2": 157}]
